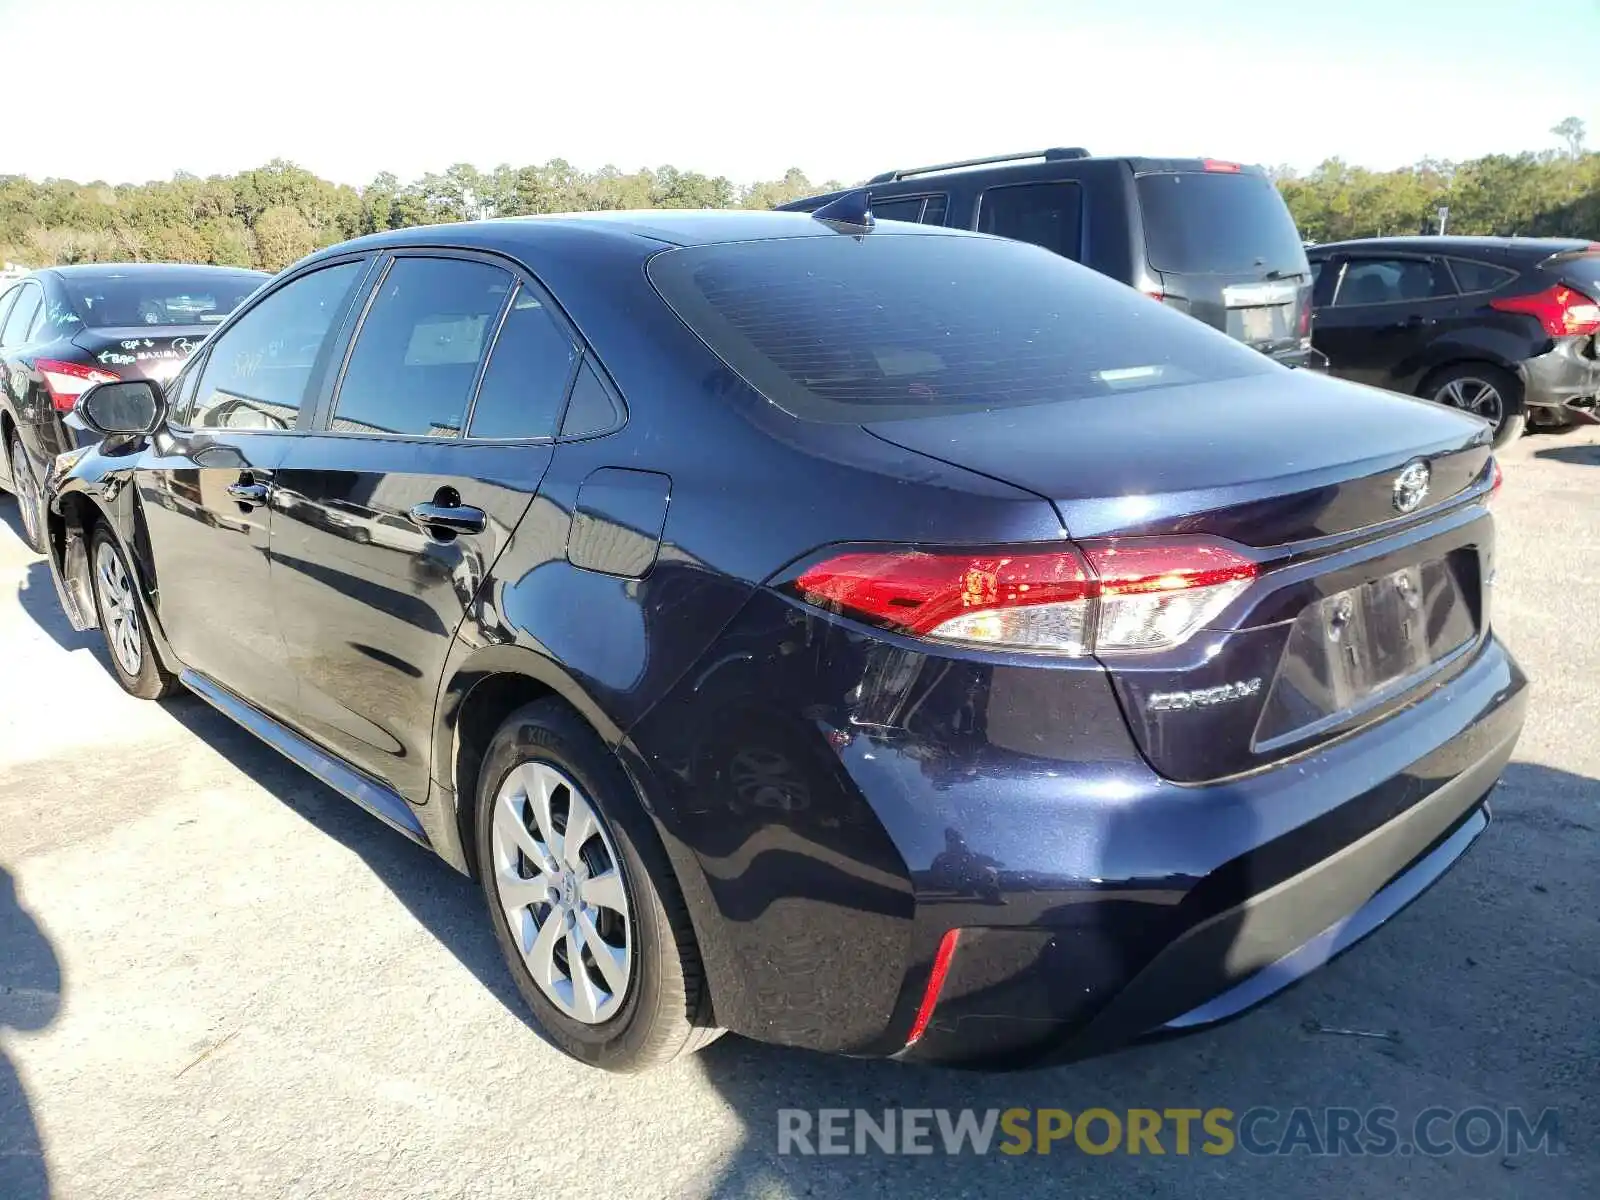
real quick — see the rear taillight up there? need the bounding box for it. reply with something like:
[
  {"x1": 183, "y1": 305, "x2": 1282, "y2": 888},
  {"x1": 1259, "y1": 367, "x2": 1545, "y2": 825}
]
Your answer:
[
  {"x1": 1489, "y1": 284, "x2": 1600, "y2": 337},
  {"x1": 36, "y1": 358, "x2": 120, "y2": 412},
  {"x1": 1489, "y1": 458, "x2": 1503, "y2": 505},
  {"x1": 789, "y1": 540, "x2": 1257, "y2": 655}
]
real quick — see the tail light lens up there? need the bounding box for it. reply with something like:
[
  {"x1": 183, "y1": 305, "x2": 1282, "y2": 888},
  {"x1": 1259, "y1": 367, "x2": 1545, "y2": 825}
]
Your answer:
[
  {"x1": 1489, "y1": 284, "x2": 1600, "y2": 337},
  {"x1": 1488, "y1": 457, "x2": 1503, "y2": 505},
  {"x1": 36, "y1": 358, "x2": 120, "y2": 412},
  {"x1": 789, "y1": 540, "x2": 1257, "y2": 655},
  {"x1": 1202, "y1": 158, "x2": 1242, "y2": 173}
]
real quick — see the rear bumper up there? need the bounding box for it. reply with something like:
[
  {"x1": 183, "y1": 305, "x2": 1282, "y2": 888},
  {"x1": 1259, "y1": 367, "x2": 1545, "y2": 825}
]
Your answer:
[
  {"x1": 895, "y1": 633, "x2": 1526, "y2": 1066},
  {"x1": 1522, "y1": 336, "x2": 1600, "y2": 420}
]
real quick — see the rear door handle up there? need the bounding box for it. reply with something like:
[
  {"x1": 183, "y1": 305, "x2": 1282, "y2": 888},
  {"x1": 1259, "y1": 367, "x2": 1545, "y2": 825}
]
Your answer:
[
  {"x1": 226, "y1": 481, "x2": 271, "y2": 504},
  {"x1": 407, "y1": 500, "x2": 488, "y2": 537}
]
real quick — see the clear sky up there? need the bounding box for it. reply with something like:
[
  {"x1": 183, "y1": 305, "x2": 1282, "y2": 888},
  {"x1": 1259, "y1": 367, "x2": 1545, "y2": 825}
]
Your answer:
[{"x1": 2, "y1": 0, "x2": 1594, "y2": 186}]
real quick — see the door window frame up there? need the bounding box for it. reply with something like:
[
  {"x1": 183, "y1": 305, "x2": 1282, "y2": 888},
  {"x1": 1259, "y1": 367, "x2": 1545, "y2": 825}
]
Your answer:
[
  {"x1": 867, "y1": 194, "x2": 949, "y2": 225},
  {"x1": 309, "y1": 247, "x2": 625, "y2": 445},
  {"x1": 0, "y1": 281, "x2": 43, "y2": 347},
  {"x1": 163, "y1": 252, "x2": 381, "y2": 435},
  {"x1": 1328, "y1": 254, "x2": 1457, "y2": 308}
]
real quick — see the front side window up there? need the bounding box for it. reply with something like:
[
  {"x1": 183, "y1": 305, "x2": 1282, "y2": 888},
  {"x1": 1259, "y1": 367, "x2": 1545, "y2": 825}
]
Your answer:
[
  {"x1": 466, "y1": 285, "x2": 579, "y2": 439},
  {"x1": 1, "y1": 283, "x2": 42, "y2": 347},
  {"x1": 1333, "y1": 258, "x2": 1455, "y2": 307},
  {"x1": 189, "y1": 261, "x2": 366, "y2": 430},
  {"x1": 978, "y1": 182, "x2": 1084, "y2": 261},
  {"x1": 332, "y1": 257, "x2": 512, "y2": 438}
]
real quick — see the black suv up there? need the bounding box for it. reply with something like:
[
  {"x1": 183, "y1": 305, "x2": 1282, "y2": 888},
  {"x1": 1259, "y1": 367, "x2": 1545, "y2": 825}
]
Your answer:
[
  {"x1": 781, "y1": 148, "x2": 1315, "y2": 367},
  {"x1": 1307, "y1": 237, "x2": 1600, "y2": 445}
]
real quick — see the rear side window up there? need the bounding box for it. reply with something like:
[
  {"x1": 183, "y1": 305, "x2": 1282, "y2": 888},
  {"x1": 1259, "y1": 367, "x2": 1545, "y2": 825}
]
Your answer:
[
  {"x1": 466, "y1": 285, "x2": 579, "y2": 439},
  {"x1": 977, "y1": 182, "x2": 1084, "y2": 261},
  {"x1": 648, "y1": 232, "x2": 1272, "y2": 423},
  {"x1": 333, "y1": 257, "x2": 512, "y2": 438},
  {"x1": 1, "y1": 284, "x2": 42, "y2": 346},
  {"x1": 1447, "y1": 259, "x2": 1516, "y2": 294},
  {"x1": 1333, "y1": 258, "x2": 1454, "y2": 306},
  {"x1": 1136, "y1": 172, "x2": 1307, "y2": 276},
  {"x1": 870, "y1": 197, "x2": 928, "y2": 223}
]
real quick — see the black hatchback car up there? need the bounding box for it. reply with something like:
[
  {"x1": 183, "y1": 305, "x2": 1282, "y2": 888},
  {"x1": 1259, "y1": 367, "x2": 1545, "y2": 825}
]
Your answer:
[
  {"x1": 1307, "y1": 236, "x2": 1600, "y2": 445},
  {"x1": 781, "y1": 149, "x2": 1316, "y2": 368},
  {"x1": 0, "y1": 263, "x2": 266, "y2": 550},
  {"x1": 43, "y1": 211, "x2": 1524, "y2": 1072}
]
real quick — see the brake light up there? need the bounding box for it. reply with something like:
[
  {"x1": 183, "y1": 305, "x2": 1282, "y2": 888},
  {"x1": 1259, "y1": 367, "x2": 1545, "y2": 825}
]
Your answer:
[
  {"x1": 36, "y1": 358, "x2": 120, "y2": 412},
  {"x1": 1489, "y1": 458, "x2": 1503, "y2": 504},
  {"x1": 905, "y1": 929, "x2": 961, "y2": 1047},
  {"x1": 1489, "y1": 284, "x2": 1600, "y2": 337},
  {"x1": 790, "y1": 540, "x2": 1257, "y2": 654},
  {"x1": 1203, "y1": 158, "x2": 1242, "y2": 173}
]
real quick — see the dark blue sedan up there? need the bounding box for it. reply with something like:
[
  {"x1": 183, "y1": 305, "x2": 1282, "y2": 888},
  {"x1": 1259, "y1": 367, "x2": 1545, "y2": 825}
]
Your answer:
[{"x1": 41, "y1": 205, "x2": 1525, "y2": 1070}]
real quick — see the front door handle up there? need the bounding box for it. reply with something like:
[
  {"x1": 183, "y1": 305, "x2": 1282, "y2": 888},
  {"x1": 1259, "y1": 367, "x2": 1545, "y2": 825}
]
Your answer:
[
  {"x1": 407, "y1": 500, "x2": 488, "y2": 537},
  {"x1": 226, "y1": 480, "x2": 270, "y2": 504}
]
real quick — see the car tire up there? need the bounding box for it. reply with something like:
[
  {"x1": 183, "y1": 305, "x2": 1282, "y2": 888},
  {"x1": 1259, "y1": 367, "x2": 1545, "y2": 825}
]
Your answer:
[
  {"x1": 88, "y1": 524, "x2": 179, "y2": 700},
  {"x1": 1422, "y1": 363, "x2": 1525, "y2": 448},
  {"x1": 8, "y1": 434, "x2": 45, "y2": 554},
  {"x1": 474, "y1": 698, "x2": 722, "y2": 1071}
]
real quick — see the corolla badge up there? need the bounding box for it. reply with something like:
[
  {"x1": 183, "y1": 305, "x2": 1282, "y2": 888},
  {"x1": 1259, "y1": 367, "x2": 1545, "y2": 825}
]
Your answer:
[
  {"x1": 1148, "y1": 678, "x2": 1262, "y2": 713},
  {"x1": 1392, "y1": 460, "x2": 1431, "y2": 514}
]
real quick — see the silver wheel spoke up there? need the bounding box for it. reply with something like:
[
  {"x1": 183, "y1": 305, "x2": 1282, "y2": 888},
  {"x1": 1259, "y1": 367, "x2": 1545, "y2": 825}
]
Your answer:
[
  {"x1": 578, "y1": 910, "x2": 627, "y2": 996},
  {"x1": 524, "y1": 909, "x2": 563, "y2": 987},
  {"x1": 580, "y1": 868, "x2": 626, "y2": 914},
  {"x1": 493, "y1": 788, "x2": 548, "y2": 870},
  {"x1": 565, "y1": 924, "x2": 600, "y2": 1022},
  {"x1": 561, "y1": 792, "x2": 597, "y2": 872},
  {"x1": 496, "y1": 865, "x2": 551, "y2": 913},
  {"x1": 524, "y1": 764, "x2": 562, "y2": 863}
]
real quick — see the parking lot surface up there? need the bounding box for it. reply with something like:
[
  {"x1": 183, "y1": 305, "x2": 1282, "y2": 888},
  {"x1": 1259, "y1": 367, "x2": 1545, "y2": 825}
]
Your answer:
[{"x1": 1, "y1": 430, "x2": 1596, "y2": 1199}]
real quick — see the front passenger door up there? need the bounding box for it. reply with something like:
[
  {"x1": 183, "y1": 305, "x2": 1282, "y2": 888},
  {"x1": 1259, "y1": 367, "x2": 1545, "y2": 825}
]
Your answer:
[
  {"x1": 136, "y1": 258, "x2": 371, "y2": 716},
  {"x1": 1311, "y1": 255, "x2": 1459, "y2": 390}
]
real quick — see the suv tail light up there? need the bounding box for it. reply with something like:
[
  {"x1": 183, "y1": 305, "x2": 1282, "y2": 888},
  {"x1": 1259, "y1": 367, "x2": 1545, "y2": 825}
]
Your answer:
[
  {"x1": 789, "y1": 540, "x2": 1257, "y2": 655},
  {"x1": 1490, "y1": 284, "x2": 1600, "y2": 337},
  {"x1": 36, "y1": 358, "x2": 120, "y2": 412},
  {"x1": 1202, "y1": 159, "x2": 1242, "y2": 173}
]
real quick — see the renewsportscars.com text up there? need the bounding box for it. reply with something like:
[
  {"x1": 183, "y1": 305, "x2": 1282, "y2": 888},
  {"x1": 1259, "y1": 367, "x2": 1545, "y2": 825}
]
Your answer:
[{"x1": 777, "y1": 1106, "x2": 1560, "y2": 1157}]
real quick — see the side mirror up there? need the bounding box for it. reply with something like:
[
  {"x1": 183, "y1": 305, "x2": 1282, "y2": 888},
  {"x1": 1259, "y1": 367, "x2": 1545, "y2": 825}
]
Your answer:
[{"x1": 75, "y1": 379, "x2": 165, "y2": 436}]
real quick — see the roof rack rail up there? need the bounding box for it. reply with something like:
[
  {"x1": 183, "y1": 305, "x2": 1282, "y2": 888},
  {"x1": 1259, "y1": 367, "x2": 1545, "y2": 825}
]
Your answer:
[{"x1": 866, "y1": 147, "x2": 1091, "y2": 184}]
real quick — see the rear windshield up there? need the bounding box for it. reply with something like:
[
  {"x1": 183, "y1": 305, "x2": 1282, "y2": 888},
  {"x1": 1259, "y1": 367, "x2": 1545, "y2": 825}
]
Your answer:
[
  {"x1": 61, "y1": 271, "x2": 264, "y2": 329},
  {"x1": 1551, "y1": 253, "x2": 1600, "y2": 294},
  {"x1": 647, "y1": 233, "x2": 1273, "y2": 422},
  {"x1": 1136, "y1": 172, "x2": 1308, "y2": 276}
]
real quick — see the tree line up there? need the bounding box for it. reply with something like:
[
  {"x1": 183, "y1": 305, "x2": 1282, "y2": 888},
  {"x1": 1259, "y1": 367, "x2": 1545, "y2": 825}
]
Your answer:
[{"x1": 3, "y1": 120, "x2": 1596, "y2": 274}]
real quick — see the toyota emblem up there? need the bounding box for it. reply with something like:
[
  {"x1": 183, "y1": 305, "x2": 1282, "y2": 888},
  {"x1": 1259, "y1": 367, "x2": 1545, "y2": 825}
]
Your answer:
[{"x1": 1393, "y1": 460, "x2": 1431, "y2": 514}]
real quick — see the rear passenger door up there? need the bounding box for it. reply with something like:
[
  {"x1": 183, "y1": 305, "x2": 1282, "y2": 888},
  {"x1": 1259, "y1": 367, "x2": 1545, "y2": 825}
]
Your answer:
[
  {"x1": 1312, "y1": 255, "x2": 1459, "y2": 389},
  {"x1": 270, "y1": 251, "x2": 582, "y2": 800}
]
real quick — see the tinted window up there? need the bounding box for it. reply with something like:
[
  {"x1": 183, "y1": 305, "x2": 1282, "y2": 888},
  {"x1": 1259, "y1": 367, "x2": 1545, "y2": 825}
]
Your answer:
[
  {"x1": 648, "y1": 233, "x2": 1272, "y2": 423},
  {"x1": 1448, "y1": 258, "x2": 1516, "y2": 294},
  {"x1": 1, "y1": 284, "x2": 42, "y2": 346},
  {"x1": 872, "y1": 198, "x2": 927, "y2": 223},
  {"x1": 1136, "y1": 172, "x2": 1308, "y2": 275},
  {"x1": 978, "y1": 182, "x2": 1083, "y2": 261},
  {"x1": 0, "y1": 286, "x2": 20, "y2": 335},
  {"x1": 1334, "y1": 258, "x2": 1454, "y2": 306},
  {"x1": 467, "y1": 286, "x2": 579, "y2": 439},
  {"x1": 559, "y1": 358, "x2": 620, "y2": 438},
  {"x1": 169, "y1": 354, "x2": 207, "y2": 426},
  {"x1": 921, "y1": 195, "x2": 949, "y2": 226},
  {"x1": 60, "y1": 271, "x2": 263, "y2": 329},
  {"x1": 190, "y1": 261, "x2": 365, "y2": 430},
  {"x1": 332, "y1": 257, "x2": 510, "y2": 438}
]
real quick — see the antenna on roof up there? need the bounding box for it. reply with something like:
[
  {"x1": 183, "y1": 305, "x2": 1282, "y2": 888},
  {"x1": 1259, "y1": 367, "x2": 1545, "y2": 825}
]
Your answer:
[{"x1": 810, "y1": 189, "x2": 874, "y2": 231}]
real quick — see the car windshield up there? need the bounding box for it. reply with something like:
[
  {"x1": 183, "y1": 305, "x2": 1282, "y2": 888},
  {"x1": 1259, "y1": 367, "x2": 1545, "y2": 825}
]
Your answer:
[
  {"x1": 1136, "y1": 171, "x2": 1310, "y2": 276},
  {"x1": 647, "y1": 232, "x2": 1273, "y2": 422},
  {"x1": 60, "y1": 272, "x2": 264, "y2": 329}
]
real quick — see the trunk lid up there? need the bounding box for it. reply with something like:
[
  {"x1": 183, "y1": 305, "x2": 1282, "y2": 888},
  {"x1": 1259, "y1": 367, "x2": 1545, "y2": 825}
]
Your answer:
[
  {"x1": 70, "y1": 326, "x2": 210, "y2": 384},
  {"x1": 866, "y1": 371, "x2": 1495, "y2": 782}
]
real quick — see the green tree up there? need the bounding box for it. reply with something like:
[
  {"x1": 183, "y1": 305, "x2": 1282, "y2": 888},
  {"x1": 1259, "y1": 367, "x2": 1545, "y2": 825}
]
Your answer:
[{"x1": 253, "y1": 205, "x2": 315, "y2": 272}]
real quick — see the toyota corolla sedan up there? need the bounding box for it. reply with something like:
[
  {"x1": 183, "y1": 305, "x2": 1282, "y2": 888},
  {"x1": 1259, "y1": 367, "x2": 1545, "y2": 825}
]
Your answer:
[
  {"x1": 0, "y1": 262, "x2": 266, "y2": 551},
  {"x1": 41, "y1": 205, "x2": 1525, "y2": 1071}
]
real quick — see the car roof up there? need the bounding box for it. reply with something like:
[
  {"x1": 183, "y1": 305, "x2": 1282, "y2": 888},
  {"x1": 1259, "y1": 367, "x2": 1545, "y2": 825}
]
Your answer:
[
  {"x1": 313, "y1": 209, "x2": 981, "y2": 262},
  {"x1": 41, "y1": 262, "x2": 269, "y2": 280},
  {"x1": 1309, "y1": 235, "x2": 1595, "y2": 260}
]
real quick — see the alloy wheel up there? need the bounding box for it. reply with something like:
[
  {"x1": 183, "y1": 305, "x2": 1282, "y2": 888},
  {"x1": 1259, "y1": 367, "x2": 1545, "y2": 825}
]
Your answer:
[
  {"x1": 1436, "y1": 376, "x2": 1504, "y2": 430},
  {"x1": 94, "y1": 541, "x2": 143, "y2": 678},
  {"x1": 490, "y1": 761, "x2": 632, "y2": 1024},
  {"x1": 10, "y1": 440, "x2": 40, "y2": 549}
]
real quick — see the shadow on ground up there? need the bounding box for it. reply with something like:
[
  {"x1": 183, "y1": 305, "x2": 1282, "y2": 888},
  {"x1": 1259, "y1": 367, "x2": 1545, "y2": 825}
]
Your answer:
[
  {"x1": 0, "y1": 866, "x2": 60, "y2": 1200},
  {"x1": 17, "y1": 563, "x2": 99, "y2": 656},
  {"x1": 1533, "y1": 442, "x2": 1600, "y2": 466}
]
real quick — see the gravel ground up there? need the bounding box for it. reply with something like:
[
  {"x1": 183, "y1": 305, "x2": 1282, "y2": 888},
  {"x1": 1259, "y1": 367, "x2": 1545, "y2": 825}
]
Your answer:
[{"x1": 1, "y1": 427, "x2": 1596, "y2": 1199}]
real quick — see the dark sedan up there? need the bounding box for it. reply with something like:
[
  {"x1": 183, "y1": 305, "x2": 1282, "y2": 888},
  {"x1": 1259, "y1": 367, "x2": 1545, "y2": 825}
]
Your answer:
[
  {"x1": 0, "y1": 263, "x2": 266, "y2": 550},
  {"x1": 1307, "y1": 236, "x2": 1600, "y2": 445},
  {"x1": 43, "y1": 210, "x2": 1524, "y2": 1071}
]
